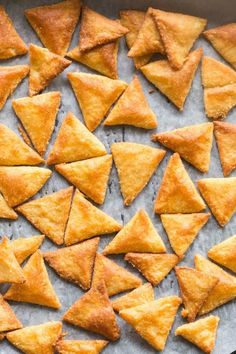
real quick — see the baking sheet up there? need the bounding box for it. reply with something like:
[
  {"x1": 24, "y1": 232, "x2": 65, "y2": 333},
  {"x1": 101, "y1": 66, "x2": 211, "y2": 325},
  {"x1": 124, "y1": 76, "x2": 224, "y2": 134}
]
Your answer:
[{"x1": 0, "y1": 0, "x2": 236, "y2": 353}]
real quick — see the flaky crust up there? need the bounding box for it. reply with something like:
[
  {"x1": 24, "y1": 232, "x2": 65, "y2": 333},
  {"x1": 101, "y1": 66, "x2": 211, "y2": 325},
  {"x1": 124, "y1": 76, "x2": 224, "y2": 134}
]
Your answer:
[
  {"x1": 11, "y1": 235, "x2": 45, "y2": 264},
  {"x1": 119, "y1": 296, "x2": 182, "y2": 351},
  {"x1": 111, "y1": 142, "x2": 165, "y2": 205},
  {"x1": 154, "y1": 153, "x2": 205, "y2": 214},
  {"x1": 202, "y1": 56, "x2": 236, "y2": 88},
  {"x1": 0, "y1": 294, "x2": 22, "y2": 332},
  {"x1": 44, "y1": 238, "x2": 99, "y2": 290},
  {"x1": 63, "y1": 281, "x2": 120, "y2": 341},
  {"x1": 16, "y1": 187, "x2": 73, "y2": 245},
  {"x1": 204, "y1": 84, "x2": 236, "y2": 120},
  {"x1": 0, "y1": 194, "x2": 18, "y2": 220},
  {"x1": 56, "y1": 339, "x2": 108, "y2": 354},
  {"x1": 103, "y1": 209, "x2": 166, "y2": 254},
  {"x1": 64, "y1": 190, "x2": 122, "y2": 245},
  {"x1": 141, "y1": 48, "x2": 202, "y2": 110},
  {"x1": 208, "y1": 234, "x2": 236, "y2": 273},
  {"x1": 4, "y1": 251, "x2": 61, "y2": 309},
  {"x1": 68, "y1": 72, "x2": 127, "y2": 131}
]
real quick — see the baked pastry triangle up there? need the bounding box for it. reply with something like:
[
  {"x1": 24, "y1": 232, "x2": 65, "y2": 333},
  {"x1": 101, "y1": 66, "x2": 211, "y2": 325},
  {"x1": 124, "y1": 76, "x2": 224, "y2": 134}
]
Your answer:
[
  {"x1": 175, "y1": 266, "x2": 218, "y2": 322},
  {"x1": 68, "y1": 72, "x2": 127, "y2": 131},
  {"x1": 214, "y1": 121, "x2": 236, "y2": 176},
  {"x1": 64, "y1": 190, "x2": 122, "y2": 245},
  {"x1": 119, "y1": 296, "x2": 182, "y2": 351},
  {"x1": 141, "y1": 48, "x2": 202, "y2": 110},
  {"x1": 111, "y1": 142, "x2": 165, "y2": 205},
  {"x1": 195, "y1": 254, "x2": 236, "y2": 314},
  {"x1": 0, "y1": 237, "x2": 25, "y2": 284},
  {"x1": 0, "y1": 123, "x2": 43, "y2": 165},
  {"x1": 127, "y1": 8, "x2": 164, "y2": 58},
  {"x1": 152, "y1": 123, "x2": 213, "y2": 172},
  {"x1": 67, "y1": 41, "x2": 119, "y2": 79},
  {"x1": 63, "y1": 281, "x2": 120, "y2": 341},
  {"x1": 56, "y1": 339, "x2": 108, "y2": 354},
  {"x1": 12, "y1": 92, "x2": 61, "y2": 156},
  {"x1": 16, "y1": 187, "x2": 73, "y2": 245},
  {"x1": 0, "y1": 166, "x2": 51, "y2": 207},
  {"x1": 0, "y1": 194, "x2": 18, "y2": 220},
  {"x1": 208, "y1": 235, "x2": 236, "y2": 273},
  {"x1": 43, "y1": 238, "x2": 99, "y2": 290},
  {"x1": 198, "y1": 177, "x2": 236, "y2": 226},
  {"x1": 104, "y1": 75, "x2": 157, "y2": 129},
  {"x1": 10, "y1": 235, "x2": 45, "y2": 264},
  {"x1": 4, "y1": 250, "x2": 61, "y2": 309},
  {"x1": 112, "y1": 283, "x2": 154, "y2": 312},
  {"x1": 6, "y1": 321, "x2": 62, "y2": 354},
  {"x1": 79, "y1": 6, "x2": 128, "y2": 52},
  {"x1": 47, "y1": 112, "x2": 106, "y2": 164},
  {"x1": 152, "y1": 9, "x2": 206, "y2": 69},
  {"x1": 154, "y1": 153, "x2": 205, "y2": 214},
  {"x1": 202, "y1": 56, "x2": 236, "y2": 88},
  {"x1": 55, "y1": 155, "x2": 112, "y2": 205},
  {"x1": 29, "y1": 44, "x2": 71, "y2": 96},
  {"x1": 175, "y1": 315, "x2": 219, "y2": 354},
  {"x1": 25, "y1": 0, "x2": 81, "y2": 56},
  {"x1": 103, "y1": 209, "x2": 166, "y2": 254},
  {"x1": 0, "y1": 65, "x2": 29, "y2": 111},
  {"x1": 0, "y1": 6, "x2": 27, "y2": 59},
  {"x1": 92, "y1": 253, "x2": 142, "y2": 296},
  {"x1": 204, "y1": 23, "x2": 236, "y2": 69},
  {"x1": 0, "y1": 295, "x2": 22, "y2": 333},
  {"x1": 161, "y1": 213, "x2": 210, "y2": 258},
  {"x1": 120, "y1": 10, "x2": 152, "y2": 69}
]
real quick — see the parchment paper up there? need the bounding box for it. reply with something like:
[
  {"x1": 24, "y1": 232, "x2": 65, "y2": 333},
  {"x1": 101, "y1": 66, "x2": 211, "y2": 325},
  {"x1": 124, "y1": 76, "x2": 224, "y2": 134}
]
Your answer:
[{"x1": 0, "y1": 0, "x2": 236, "y2": 353}]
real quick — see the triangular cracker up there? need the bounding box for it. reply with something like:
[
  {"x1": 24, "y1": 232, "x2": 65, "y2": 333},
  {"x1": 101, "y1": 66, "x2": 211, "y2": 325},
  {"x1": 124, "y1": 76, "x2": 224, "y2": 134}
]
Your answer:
[
  {"x1": 119, "y1": 296, "x2": 182, "y2": 351},
  {"x1": 4, "y1": 250, "x2": 61, "y2": 309},
  {"x1": 112, "y1": 283, "x2": 154, "y2": 312},
  {"x1": 152, "y1": 123, "x2": 213, "y2": 173},
  {"x1": 195, "y1": 254, "x2": 236, "y2": 314},
  {"x1": 141, "y1": 48, "x2": 202, "y2": 110},
  {"x1": 0, "y1": 123, "x2": 43, "y2": 165},
  {"x1": 6, "y1": 321, "x2": 62, "y2": 354},
  {"x1": 67, "y1": 41, "x2": 119, "y2": 79},
  {"x1": 43, "y1": 238, "x2": 99, "y2": 290},
  {"x1": 214, "y1": 121, "x2": 236, "y2": 176},
  {"x1": 12, "y1": 92, "x2": 61, "y2": 156},
  {"x1": 202, "y1": 56, "x2": 236, "y2": 88},
  {"x1": 56, "y1": 155, "x2": 112, "y2": 205},
  {"x1": 11, "y1": 235, "x2": 45, "y2": 264},
  {"x1": 154, "y1": 153, "x2": 205, "y2": 214},
  {"x1": 198, "y1": 177, "x2": 236, "y2": 226},
  {"x1": 29, "y1": 44, "x2": 71, "y2": 96},
  {"x1": 68, "y1": 72, "x2": 127, "y2": 131},
  {"x1": 125, "y1": 253, "x2": 179, "y2": 285},
  {"x1": 120, "y1": 10, "x2": 152, "y2": 68},
  {"x1": 175, "y1": 315, "x2": 219, "y2": 354},
  {"x1": 103, "y1": 209, "x2": 166, "y2": 254},
  {"x1": 0, "y1": 166, "x2": 51, "y2": 207},
  {"x1": 204, "y1": 84, "x2": 236, "y2": 120},
  {"x1": 152, "y1": 9, "x2": 206, "y2": 69},
  {"x1": 0, "y1": 65, "x2": 29, "y2": 111},
  {"x1": 0, "y1": 237, "x2": 25, "y2": 284},
  {"x1": 175, "y1": 266, "x2": 218, "y2": 322},
  {"x1": 0, "y1": 6, "x2": 27, "y2": 59},
  {"x1": 104, "y1": 75, "x2": 157, "y2": 129},
  {"x1": 204, "y1": 23, "x2": 236, "y2": 69},
  {"x1": 0, "y1": 194, "x2": 18, "y2": 220},
  {"x1": 111, "y1": 142, "x2": 165, "y2": 205},
  {"x1": 208, "y1": 235, "x2": 236, "y2": 273},
  {"x1": 0, "y1": 294, "x2": 22, "y2": 333},
  {"x1": 47, "y1": 112, "x2": 106, "y2": 164},
  {"x1": 127, "y1": 8, "x2": 164, "y2": 58},
  {"x1": 63, "y1": 281, "x2": 120, "y2": 341},
  {"x1": 25, "y1": 0, "x2": 81, "y2": 56},
  {"x1": 64, "y1": 190, "x2": 122, "y2": 245},
  {"x1": 161, "y1": 213, "x2": 210, "y2": 258},
  {"x1": 79, "y1": 6, "x2": 128, "y2": 52},
  {"x1": 92, "y1": 253, "x2": 142, "y2": 296},
  {"x1": 56, "y1": 339, "x2": 108, "y2": 354},
  {"x1": 16, "y1": 187, "x2": 73, "y2": 245}
]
